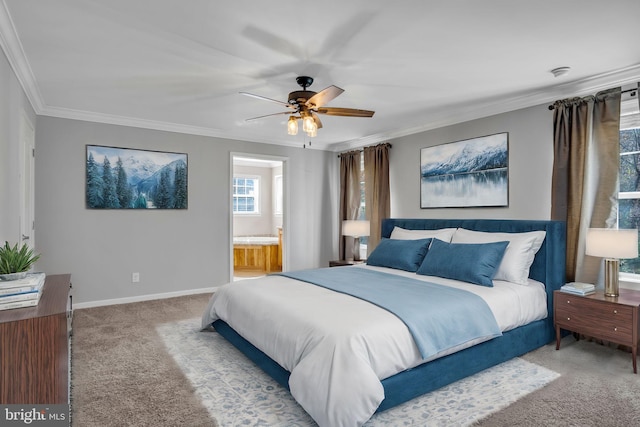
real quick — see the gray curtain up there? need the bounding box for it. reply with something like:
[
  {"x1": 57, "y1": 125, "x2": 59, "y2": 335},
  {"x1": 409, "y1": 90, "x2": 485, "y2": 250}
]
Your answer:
[
  {"x1": 339, "y1": 150, "x2": 361, "y2": 260},
  {"x1": 551, "y1": 87, "x2": 621, "y2": 283},
  {"x1": 364, "y1": 143, "x2": 390, "y2": 254}
]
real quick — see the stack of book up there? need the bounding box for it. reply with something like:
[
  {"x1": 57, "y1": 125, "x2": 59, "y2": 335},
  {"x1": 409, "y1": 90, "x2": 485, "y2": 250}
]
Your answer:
[
  {"x1": 560, "y1": 282, "x2": 595, "y2": 296},
  {"x1": 0, "y1": 272, "x2": 46, "y2": 311}
]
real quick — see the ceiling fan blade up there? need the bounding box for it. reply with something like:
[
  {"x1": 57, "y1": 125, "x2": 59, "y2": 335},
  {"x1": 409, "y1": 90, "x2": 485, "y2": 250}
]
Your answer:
[
  {"x1": 240, "y1": 92, "x2": 292, "y2": 109},
  {"x1": 315, "y1": 107, "x2": 375, "y2": 117},
  {"x1": 306, "y1": 85, "x2": 344, "y2": 108},
  {"x1": 311, "y1": 112, "x2": 323, "y2": 129},
  {"x1": 245, "y1": 111, "x2": 293, "y2": 122}
]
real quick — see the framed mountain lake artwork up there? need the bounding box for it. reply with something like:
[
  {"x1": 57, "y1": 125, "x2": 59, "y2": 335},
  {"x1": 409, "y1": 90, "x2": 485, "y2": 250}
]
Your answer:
[
  {"x1": 420, "y1": 133, "x2": 508, "y2": 208},
  {"x1": 86, "y1": 145, "x2": 188, "y2": 209}
]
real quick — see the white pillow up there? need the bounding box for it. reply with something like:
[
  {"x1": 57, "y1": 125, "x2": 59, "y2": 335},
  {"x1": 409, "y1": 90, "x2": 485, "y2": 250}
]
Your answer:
[
  {"x1": 390, "y1": 226, "x2": 456, "y2": 242},
  {"x1": 451, "y1": 228, "x2": 546, "y2": 285}
]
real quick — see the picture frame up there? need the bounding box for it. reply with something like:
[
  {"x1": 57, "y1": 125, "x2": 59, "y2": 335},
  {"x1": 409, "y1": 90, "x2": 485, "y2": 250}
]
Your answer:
[
  {"x1": 86, "y1": 145, "x2": 188, "y2": 209},
  {"x1": 420, "y1": 133, "x2": 508, "y2": 208}
]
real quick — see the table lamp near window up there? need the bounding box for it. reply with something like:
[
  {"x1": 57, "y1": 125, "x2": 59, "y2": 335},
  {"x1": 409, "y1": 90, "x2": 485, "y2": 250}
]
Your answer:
[
  {"x1": 585, "y1": 228, "x2": 638, "y2": 297},
  {"x1": 342, "y1": 220, "x2": 370, "y2": 262}
]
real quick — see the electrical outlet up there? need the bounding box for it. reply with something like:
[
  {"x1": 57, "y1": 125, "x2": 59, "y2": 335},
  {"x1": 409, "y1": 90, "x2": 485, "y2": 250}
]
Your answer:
[{"x1": 132, "y1": 272, "x2": 140, "y2": 283}]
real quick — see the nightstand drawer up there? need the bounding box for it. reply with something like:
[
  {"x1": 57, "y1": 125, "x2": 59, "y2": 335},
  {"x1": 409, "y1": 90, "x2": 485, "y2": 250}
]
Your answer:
[
  {"x1": 555, "y1": 311, "x2": 634, "y2": 343},
  {"x1": 556, "y1": 294, "x2": 633, "y2": 319}
]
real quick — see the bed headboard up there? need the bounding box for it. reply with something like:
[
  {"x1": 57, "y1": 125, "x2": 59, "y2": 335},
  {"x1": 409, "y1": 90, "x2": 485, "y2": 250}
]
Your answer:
[{"x1": 381, "y1": 218, "x2": 567, "y2": 312}]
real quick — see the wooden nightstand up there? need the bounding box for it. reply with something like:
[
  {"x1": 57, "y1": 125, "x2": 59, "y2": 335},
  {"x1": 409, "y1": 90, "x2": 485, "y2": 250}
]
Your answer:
[
  {"x1": 554, "y1": 289, "x2": 640, "y2": 373},
  {"x1": 329, "y1": 260, "x2": 365, "y2": 267}
]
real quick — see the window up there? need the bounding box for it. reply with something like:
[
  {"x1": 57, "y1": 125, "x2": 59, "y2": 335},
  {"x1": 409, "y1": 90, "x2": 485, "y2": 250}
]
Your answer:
[
  {"x1": 619, "y1": 94, "x2": 640, "y2": 275},
  {"x1": 233, "y1": 176, "x2": 259, "y2": 214}
]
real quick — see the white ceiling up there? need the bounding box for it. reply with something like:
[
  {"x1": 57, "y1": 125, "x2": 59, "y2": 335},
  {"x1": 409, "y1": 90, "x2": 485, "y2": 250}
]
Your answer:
[{"x1": 1, "y1": 0, "x2": 639, "y2": 151}]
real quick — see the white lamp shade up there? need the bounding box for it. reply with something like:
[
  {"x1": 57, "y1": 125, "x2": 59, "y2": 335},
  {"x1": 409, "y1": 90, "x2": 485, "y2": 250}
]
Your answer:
[
  {"x1": 585, "y1": 228, "x2": 638, "y2": 259},
  {"x1": 342, "y1": 220, "x2": 370, "y2": 237}
]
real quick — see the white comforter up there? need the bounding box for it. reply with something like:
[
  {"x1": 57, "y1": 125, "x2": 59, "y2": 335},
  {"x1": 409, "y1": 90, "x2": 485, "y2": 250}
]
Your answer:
[{"x1": 201, "y1": 265, "x2": 547, "y2": 427}]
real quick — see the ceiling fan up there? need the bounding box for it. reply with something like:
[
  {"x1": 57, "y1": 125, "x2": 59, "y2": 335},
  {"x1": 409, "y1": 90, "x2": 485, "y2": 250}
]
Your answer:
[{"x1": 240, "y1": 76, "x2": 375, "y2": 138}]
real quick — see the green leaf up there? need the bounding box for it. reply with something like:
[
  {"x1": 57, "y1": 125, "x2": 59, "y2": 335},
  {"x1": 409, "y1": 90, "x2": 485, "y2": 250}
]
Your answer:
[{"x1": 0, "y1": 241, "x2": 41, "y2": 274}]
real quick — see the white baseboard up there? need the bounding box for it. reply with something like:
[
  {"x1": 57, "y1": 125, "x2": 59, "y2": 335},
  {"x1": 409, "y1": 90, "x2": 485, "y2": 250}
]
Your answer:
[{"x1": 73, "y1": 286, "x2": 218, "y2": 309}]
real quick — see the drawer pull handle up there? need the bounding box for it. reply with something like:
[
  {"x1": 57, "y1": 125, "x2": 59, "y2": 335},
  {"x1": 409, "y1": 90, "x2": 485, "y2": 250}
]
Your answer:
[
  {"x1": 567, "y1": 317, "x2": 570, "y2": 321},
  {"x1": 567, "y1": 300, "x2": 570, "y2": 304},
  {"x1": 614, "y1": 310, "x2": 617, "y2": 314},
  {"x1": 614, "y1": 327, "x2": 618, "y2": 332}
]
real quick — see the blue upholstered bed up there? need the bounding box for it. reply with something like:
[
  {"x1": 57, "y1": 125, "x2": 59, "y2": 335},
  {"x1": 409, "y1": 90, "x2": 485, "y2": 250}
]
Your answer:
[{"x1": 208, "y1": 218, "x2": 566, "y2": 421}]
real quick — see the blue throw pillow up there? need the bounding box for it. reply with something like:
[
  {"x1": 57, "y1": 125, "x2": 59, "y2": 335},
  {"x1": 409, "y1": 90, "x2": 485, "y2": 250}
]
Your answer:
[
  {"x1": 416, "y1": 239, "x2": 509, "y2": 287},
  {"x1": 366, "y1": 238, "x2": 432, "y2": 272}
]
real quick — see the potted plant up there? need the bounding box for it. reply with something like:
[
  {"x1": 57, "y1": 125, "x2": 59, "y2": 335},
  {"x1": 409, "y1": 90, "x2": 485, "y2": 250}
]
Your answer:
[{"x1": 0, "y1": 242, "x2": 41, "y2": 281}]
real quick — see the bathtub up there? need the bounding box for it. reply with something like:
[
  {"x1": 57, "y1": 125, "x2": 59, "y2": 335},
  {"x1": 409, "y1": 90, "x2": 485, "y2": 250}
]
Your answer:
[
  {"x1": 233, "y1": 236, "x2": 279, "y2": 245},
  {"x1": 233, "y1": 231, "x2": 282, "y2": 273}
]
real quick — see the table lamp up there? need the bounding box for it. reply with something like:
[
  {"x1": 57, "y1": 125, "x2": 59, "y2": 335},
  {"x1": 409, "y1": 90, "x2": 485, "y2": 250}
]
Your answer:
[
  {"x1": 585, "y1": 228, "x2": 638, "y2": 297},
  {"x1": 342, "y1": 220, "x2": 370, "y2": 261}
]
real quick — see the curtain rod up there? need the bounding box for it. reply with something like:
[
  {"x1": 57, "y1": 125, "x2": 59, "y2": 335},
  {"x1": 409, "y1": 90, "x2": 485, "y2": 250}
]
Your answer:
[
  {"x1": 337, "y1": 143, "x2": 392, "y2": 158},
  {"x1": 548, "y1": 87, "x2": 637, "y2": 110}
]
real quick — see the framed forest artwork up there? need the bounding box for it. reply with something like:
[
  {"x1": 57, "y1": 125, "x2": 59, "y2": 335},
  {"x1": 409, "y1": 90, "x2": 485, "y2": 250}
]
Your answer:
[
  {"x1": 86, "y1": 145, "x2": 188, "y2": 209},
  {"x1": 420, "y1": 133, "x2": 508, "y2": 208}
]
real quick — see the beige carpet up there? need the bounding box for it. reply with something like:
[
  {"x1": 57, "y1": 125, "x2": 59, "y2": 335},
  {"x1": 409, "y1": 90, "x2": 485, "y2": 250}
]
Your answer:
[
  {"x1": 71, "y1": 293, "x2": 215, "y2": 427},
  {"x1": 72, "y1": 293, "x2": 640, "y2": 427}
]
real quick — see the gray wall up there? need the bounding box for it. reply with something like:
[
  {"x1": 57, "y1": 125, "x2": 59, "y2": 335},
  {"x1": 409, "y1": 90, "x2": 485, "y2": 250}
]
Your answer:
[
  {"x1": 35, "y1": 117, "x2": 338, "y2": 305},
  {"x1": 0, "y1": 49, "x2": 36, "y2": 244},
  {"x1": 388, "y1": 104, "x2": 552, "y2": 220}
]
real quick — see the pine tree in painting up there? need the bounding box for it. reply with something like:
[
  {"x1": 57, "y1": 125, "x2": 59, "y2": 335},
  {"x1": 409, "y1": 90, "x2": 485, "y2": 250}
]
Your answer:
[
  {"x1": 133, "y1": 194, "x2": 148, "y2": 209},
  {"x1": 86, "y1": 152, "x2": 103, "y2": 208},
  {"x1": 173, "y1": 162, "x2": 187, "y2": 209},
  {"x1": 154, "y1": 168, "x2": 172, "y2": 209},
  {"x1": 115, "y1": 157, "x2": 132, "y2": 208},
  {"x1": 101, "y1": 157, "x2": 119, "y2": 208}
]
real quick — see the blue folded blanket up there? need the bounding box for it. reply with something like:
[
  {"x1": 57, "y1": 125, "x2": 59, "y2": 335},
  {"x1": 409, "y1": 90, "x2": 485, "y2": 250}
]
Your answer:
[{"x1": 278, "y1": 267, "x2": 502, "y2": 359}]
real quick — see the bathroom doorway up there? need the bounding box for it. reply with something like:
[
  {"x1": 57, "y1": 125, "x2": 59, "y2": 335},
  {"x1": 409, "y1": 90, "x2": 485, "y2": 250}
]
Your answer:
[{"x1": 230, "y1": 153, "x2": 288, "y2": 282}]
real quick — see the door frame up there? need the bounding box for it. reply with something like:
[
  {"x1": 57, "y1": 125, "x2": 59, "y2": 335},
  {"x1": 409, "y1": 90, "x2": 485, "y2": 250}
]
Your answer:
[
  {"x1": 229, "y1": 152, "x2": 289, "y2": 283},
  {"x1": 19, "y1": 111, "x2": 35, "y2": 248}
]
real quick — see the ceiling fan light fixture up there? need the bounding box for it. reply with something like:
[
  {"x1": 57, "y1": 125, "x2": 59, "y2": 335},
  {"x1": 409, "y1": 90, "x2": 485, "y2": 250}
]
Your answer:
[
  {"x1": 306, "y1": 122, "x2": 318, "y2": 137},
  {"x1": 302, "y1": 115, "x2": 315, "y2": 133},
  {"x1": 287, "y1": 116, "x2": 298, "y2": 135},
  {"x1": 244, "y1": 76, "x2": 374, "y2": 142}
]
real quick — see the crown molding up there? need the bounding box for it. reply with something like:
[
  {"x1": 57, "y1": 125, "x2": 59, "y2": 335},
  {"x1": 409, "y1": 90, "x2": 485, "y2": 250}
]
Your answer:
[
  {"x1": 0, "y1": 1, "x2": 45, "y2": 112},
  {"x1": 40, "y1": 104, "x2": 331, "y2": 150},
  {"x1": 329, "y1": 63, "x2": 640, "y2": 152}
]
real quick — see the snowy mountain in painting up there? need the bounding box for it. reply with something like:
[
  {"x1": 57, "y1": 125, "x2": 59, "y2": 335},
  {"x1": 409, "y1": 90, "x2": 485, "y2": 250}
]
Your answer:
[
  {"x1": 119, "y1": 155, "x2": 161, "y2": 185},
  {"x1": 135, "y1": 159, "x2": 187, "y2": 194},
  {"x1": 421, "y1": 142, "x2": 507, "y2": 178}
]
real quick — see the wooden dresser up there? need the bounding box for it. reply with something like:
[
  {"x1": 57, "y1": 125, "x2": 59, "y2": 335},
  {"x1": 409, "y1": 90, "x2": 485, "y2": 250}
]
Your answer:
[{"x1": 0, "y1": 274, "x2": 72, "y2": 403}]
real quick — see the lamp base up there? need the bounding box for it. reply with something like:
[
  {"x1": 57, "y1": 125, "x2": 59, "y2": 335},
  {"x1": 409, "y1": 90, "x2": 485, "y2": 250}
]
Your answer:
[
  {"x1": 603, "y1": 258, "x2": 619, "y2": 297},
  {"x1": 353, "y1": 237, "x2": 361, "y2": 262}
]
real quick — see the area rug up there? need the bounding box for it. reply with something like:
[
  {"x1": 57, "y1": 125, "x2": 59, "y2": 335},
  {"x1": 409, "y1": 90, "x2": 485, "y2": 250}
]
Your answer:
[{"x1": 157, "y1": 318, "x2": 560, "y2": 426}]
